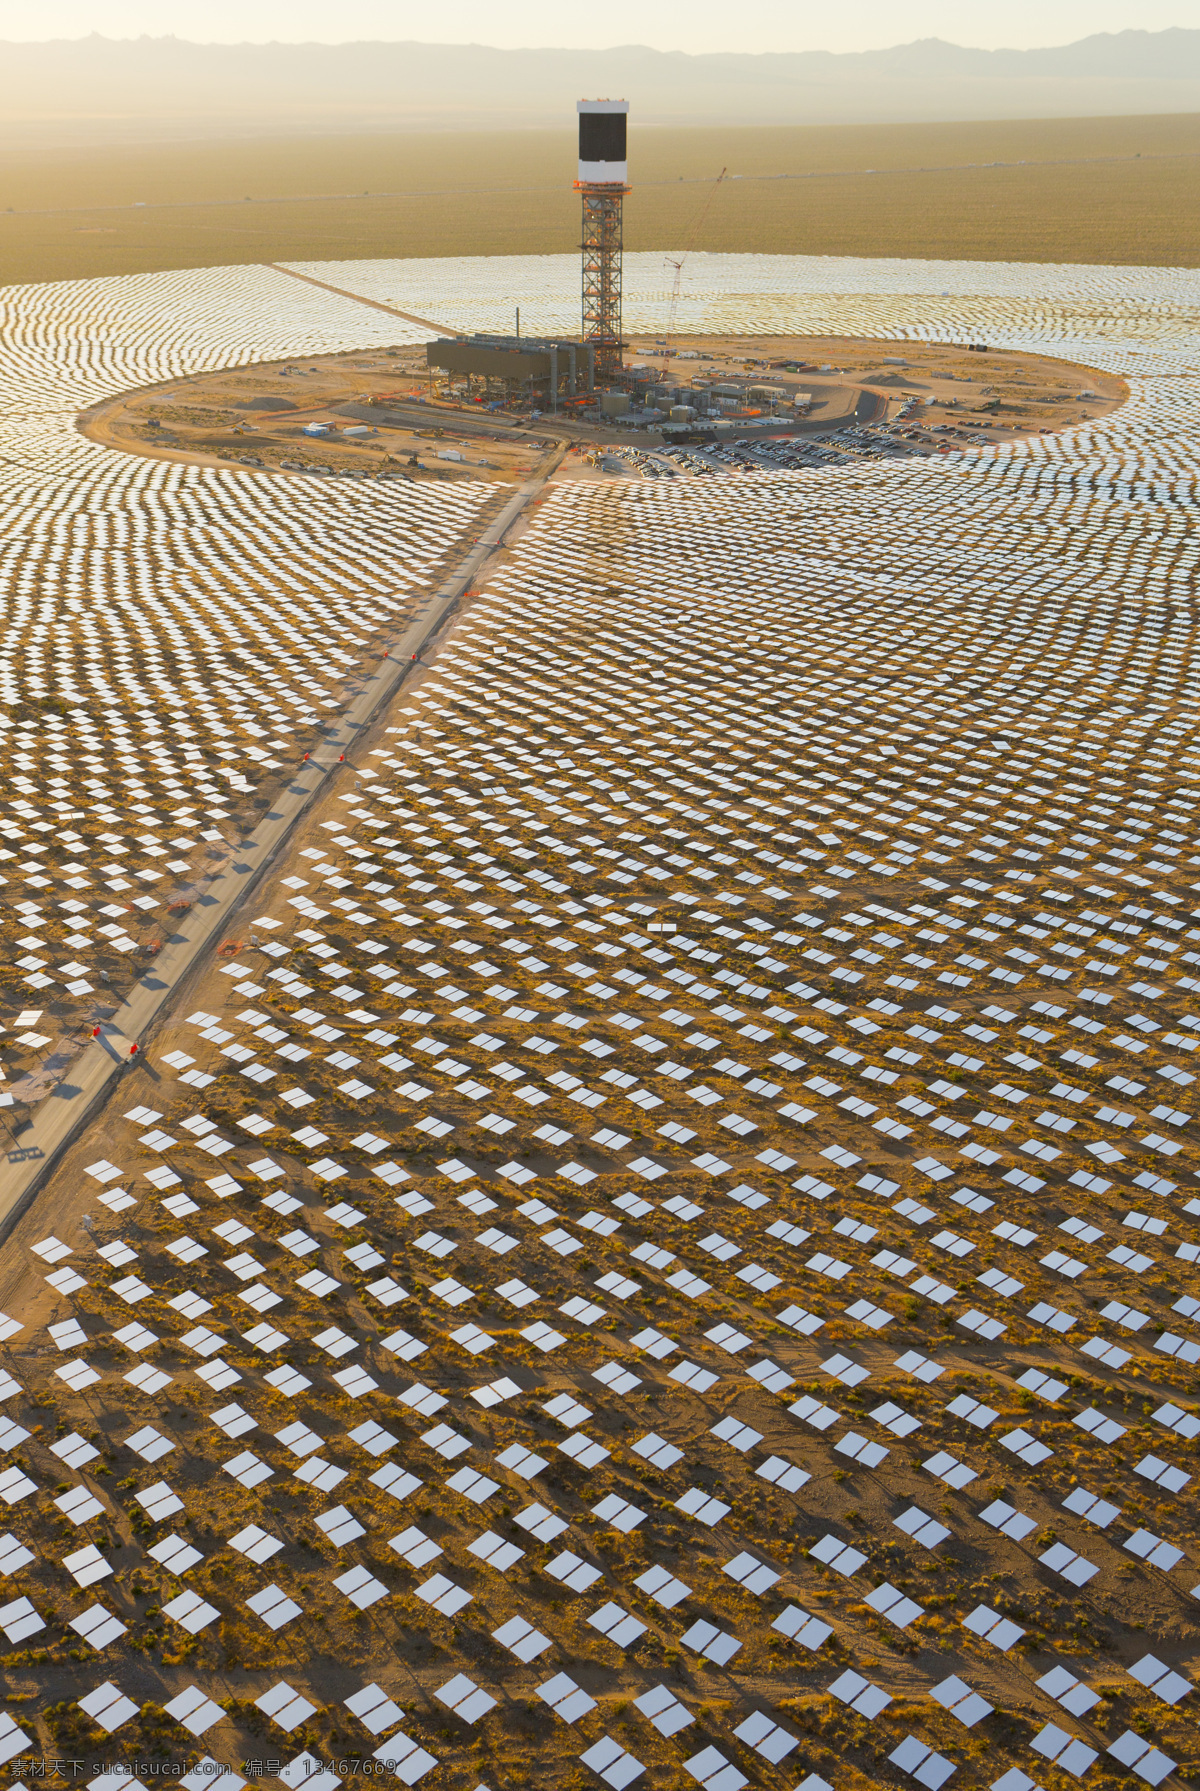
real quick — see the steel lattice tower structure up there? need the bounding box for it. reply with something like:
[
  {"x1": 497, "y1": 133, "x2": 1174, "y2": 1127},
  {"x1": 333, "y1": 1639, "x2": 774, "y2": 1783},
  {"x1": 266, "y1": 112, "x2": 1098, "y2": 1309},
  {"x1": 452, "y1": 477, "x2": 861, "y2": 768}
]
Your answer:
[{"x1": 576, "y1": 100, "x2": 630, "y2": 384}]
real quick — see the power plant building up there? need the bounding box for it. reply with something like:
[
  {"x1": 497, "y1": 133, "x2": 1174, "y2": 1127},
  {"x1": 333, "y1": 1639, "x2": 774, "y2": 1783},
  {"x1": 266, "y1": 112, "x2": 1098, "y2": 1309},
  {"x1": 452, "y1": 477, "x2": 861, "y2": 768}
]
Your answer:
[{"x1": 424, "y1": 335, "x2": 598, "y2": 405}]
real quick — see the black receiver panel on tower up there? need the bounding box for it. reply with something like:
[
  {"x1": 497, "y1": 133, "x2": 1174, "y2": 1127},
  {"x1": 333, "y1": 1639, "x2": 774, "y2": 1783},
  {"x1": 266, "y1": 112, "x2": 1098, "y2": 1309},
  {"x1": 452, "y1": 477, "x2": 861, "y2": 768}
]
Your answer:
[
  {"x1": 578, "y1": 110, "x2": 626, "y2": 166},
  {"x1": 577, "y1": 100, "x2": 629, "y2": 186}
]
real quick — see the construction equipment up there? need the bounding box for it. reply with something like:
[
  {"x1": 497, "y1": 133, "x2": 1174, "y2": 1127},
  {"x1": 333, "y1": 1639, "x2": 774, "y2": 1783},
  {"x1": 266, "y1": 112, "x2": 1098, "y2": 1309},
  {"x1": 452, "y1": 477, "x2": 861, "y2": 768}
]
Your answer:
[{"x1": 661, "y1": 167, "x2": 727, "y2": 366}]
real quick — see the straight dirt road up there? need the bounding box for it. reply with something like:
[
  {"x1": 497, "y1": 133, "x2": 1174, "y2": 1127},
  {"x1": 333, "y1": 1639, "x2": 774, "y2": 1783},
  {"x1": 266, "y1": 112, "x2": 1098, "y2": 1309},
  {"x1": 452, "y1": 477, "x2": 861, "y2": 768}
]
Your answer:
[{"x1": 0, "y1": 439, "x2": 564, "y2": 1244}]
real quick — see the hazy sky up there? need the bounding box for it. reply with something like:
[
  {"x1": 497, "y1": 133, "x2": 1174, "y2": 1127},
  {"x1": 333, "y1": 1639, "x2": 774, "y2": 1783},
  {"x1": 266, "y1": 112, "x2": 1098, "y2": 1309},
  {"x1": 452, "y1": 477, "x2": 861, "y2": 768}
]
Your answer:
[{"x1": 1, "y1": 0, "x2": 1190, "y2": 54}]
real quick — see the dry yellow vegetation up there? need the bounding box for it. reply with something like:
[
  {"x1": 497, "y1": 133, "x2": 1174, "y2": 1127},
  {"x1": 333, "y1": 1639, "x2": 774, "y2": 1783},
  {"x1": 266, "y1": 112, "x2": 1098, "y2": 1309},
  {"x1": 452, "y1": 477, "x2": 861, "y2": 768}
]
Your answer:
[{"x1": 1, "y1": 111, "x2": 1198, "y2": 286}]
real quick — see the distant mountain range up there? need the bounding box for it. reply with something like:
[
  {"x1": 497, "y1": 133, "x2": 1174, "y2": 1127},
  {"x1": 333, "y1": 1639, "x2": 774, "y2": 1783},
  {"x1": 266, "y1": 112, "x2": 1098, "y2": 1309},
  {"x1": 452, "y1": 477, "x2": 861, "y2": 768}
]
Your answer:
[{"x1": 4, "y1": 29, "x2": 1200, "y2": 142}]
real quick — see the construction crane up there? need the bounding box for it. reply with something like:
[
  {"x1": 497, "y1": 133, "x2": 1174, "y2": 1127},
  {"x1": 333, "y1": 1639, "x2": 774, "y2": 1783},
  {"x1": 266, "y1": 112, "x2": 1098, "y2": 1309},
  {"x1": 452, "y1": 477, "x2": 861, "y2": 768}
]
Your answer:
[{"x1": 661, "y1": 166, "x2": 727, "y2": 366}]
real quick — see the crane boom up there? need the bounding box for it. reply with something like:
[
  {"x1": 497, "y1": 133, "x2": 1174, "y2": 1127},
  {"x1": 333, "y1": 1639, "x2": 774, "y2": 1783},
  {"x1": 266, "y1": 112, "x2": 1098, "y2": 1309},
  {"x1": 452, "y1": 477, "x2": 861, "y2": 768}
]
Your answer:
[{"x1": 662, "y1": 166, "x2": 727, "y2": 365}]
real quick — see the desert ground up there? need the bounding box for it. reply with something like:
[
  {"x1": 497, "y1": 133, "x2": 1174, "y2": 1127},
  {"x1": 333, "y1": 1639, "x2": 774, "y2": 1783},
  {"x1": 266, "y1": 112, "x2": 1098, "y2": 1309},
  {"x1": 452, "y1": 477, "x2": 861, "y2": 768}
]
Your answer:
[
  {"x1": 78, "y1": 336, "x2": 1126, "y2": 487},
  {"x1": 2, "y1": 112, "x2": 1200, "y2": 287}
]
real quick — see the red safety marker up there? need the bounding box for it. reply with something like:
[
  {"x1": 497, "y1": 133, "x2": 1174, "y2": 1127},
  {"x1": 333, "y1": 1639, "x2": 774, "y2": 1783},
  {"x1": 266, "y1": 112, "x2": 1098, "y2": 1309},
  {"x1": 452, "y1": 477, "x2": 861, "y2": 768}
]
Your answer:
[
  {"x1": 129, "y1": 1043, "x2": 139, "y2": 1056},
  {"x1": 303, "y1": 752, "x2": 310, "y2": 760},
  {"x1": 91, "y1": 1025, "x2": 101, "y2": 1038},
  {"x1": 339, "y1": 753, "x2": 345, "y2": 762}
]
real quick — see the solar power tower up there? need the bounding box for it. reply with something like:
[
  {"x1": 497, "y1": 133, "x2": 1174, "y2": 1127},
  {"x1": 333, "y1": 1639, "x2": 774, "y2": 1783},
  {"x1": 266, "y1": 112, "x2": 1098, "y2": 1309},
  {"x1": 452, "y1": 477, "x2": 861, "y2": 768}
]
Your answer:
[{"x1": 576, "y1": 99, "x2": 630, "y2": 383}]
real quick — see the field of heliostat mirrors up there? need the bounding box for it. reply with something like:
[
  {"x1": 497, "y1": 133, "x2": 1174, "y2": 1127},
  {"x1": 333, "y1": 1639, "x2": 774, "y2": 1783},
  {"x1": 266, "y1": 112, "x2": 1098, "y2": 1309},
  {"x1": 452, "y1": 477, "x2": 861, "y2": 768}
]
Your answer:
[{"x1": 0, "y1": 249, "x2": 1195, "y2": 1791}]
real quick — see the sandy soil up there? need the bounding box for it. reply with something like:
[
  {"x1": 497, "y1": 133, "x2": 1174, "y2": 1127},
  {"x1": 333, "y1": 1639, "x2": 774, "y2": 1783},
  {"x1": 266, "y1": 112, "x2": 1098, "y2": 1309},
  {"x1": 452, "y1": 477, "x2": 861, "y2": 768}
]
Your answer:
[
  {"x1": 78, "y1": 346, "x2": 543, "y2": 488},
  {"x1": 79, "y1": 337, "x2": 1125, "y2": 493}
]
